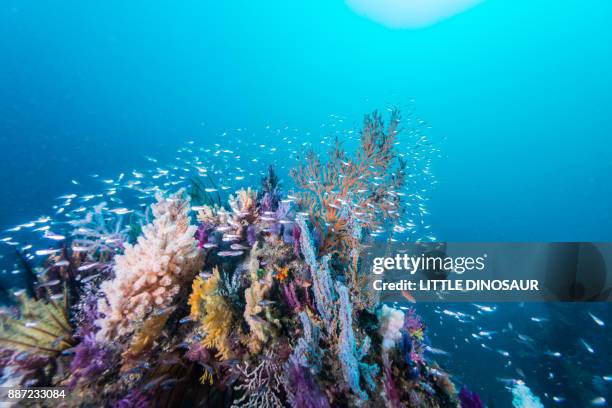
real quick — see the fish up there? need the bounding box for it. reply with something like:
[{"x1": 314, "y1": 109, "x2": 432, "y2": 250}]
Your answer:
[
  {"x1": 110, "y1": 208, "x2": 133, "y2": 215},
  {"x1": 496, "y1": 349, "x2": 510, "y2": 357},
  {"x1": 78, "y1": 262, "x2": 100, "y2": 271},
  {"x1": 425, "y1": 346, "x2": 450, "y2": 356},
  {"x1": 35, "y1": 249, "x2": 61, "y2": 256},
  {"x1": 588, "y1": 312, "x2": 605, "y2": 326},
  {"x1": 72, "y1": 246, "x2": 91, "y2": 253},
  {"x1": 217, "y1": 250, "x2": 244, "y2": 257},
  {"x1": 591, "y1": 397, "x2": 606, "y2": 406},
  {"x1": 552, "y1": 396, "x2": 566, "y2": 403},
  {"x1": 179, "y1": 316, "x2": 194, "y2": 324},
  {"x1": 222, "y1": 234, "x2": 240, "y2": 242},
  {"x1": 401, "y1": 290, "x2": 416, "y2": 303},
  {"x1": 472, "y1": 304, "x2": 496, "y2": 312},
  {"x1": 37, "y1": 279, "x2": 61, "y2": 288},
  {"x1": 80, "y1": 273, "x2": 100, "y2": 283},
  {"x1": 580, "y1": 338, "x2": 595, "y2": 353},
  {"x1": 44, "y1": 233, "x2": 66, "y2": 241}
]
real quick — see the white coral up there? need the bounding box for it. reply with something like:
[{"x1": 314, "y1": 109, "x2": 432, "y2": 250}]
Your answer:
[
  {"x1": 96, "y1": 190, "x2": 202, "y2": 340},
  {"x1": 378, "y1": 304, "x2": 405, "y2": 352}
]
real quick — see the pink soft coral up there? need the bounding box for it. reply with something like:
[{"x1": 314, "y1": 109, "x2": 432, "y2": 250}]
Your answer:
[{"x1": 96, "y1": 190, "x2": 202, "y2": 340}]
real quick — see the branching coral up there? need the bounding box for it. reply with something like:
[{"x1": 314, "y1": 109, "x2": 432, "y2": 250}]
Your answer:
[
  {"x1": 96, "y1": 190, "x2": 202, "y2": 341},
  {"x1": 291, "y1": 110, "x2": 406, "y2": 258},
  {"x1": 188, "y1": 267, "x2": 235, "y2": 360},
  {"x1": 231, "y1": 350, "x2": 284, "y2": 408},
  {"x1": 229, "y1": 187, "x2": 259, "y2": 225}
]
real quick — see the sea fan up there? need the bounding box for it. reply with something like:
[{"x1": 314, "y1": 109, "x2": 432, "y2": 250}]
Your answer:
[
  {"x1": 291, "y1": 110, "x2": 405, "y2": 258},
  {"x1": 0, "y1": 289, "x2": 74, "y2": 356}
]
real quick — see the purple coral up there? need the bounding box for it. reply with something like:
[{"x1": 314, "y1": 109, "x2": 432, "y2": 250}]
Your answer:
[
  {"x1": 74, "y1": 294, "x2": 101, "y2": 339},
  {"x1": 403, "y1": 307, "x2": 423, "y2": 333},
  {"x1": 286, "y1": 361, "x2": 330, "y2": 408},
  {"x1": 195, "y1": 223, "x2": 208, "y2": 249},
  {"x1": 281, "y1": 282, "x2": 301, "y2": 312},
  {"x1": 113, "y1": 389, "x2": 152, "y2": 408},
  {"x1": 185, "y1": 342, "x2": 213, "y2": 365},
  {"x1": 68, "y1": 333, "x2": 115, "y2": 389},
  {"x1": 292, "y1": 225, "x2": 301, "y2": 257},
  {"x1": 247, "y1": 224, "x2": 257, "y2": 246},
  {"x1": 459, "y1": 385, "x2": 484, "y2": 408},
  {"x1": 382, "y1": 355, "x2": 401, "y2": 408}
]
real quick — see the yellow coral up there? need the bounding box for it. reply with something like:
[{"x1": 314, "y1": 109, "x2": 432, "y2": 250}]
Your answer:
[
  {"x1": 412, "y1": 328, "x2": 424, "y2": 341},
  {"x1": 200, "y1": 369, "x2": 214, "y2": 385},
  {"x1": 242, "y1": 245, "x2": 279, "y2": 354},
  {"x1": 125, "y1": 308, "x2": 173, "y2": 358},
  {"x1": 189, "y1": 268, "x2": 235, "y2": 360}
]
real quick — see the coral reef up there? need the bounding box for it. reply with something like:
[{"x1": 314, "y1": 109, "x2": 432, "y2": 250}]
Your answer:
[{"x1": 0, "y1": 110, "x2": 472, "y2": 407}]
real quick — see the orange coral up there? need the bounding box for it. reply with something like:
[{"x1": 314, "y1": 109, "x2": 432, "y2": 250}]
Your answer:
[
  {"x1": 290, "y1": 110, "x2": 406, "y2": 258},
  {"x1": 274, "y1": 265, "x2": 289, "y2": 282}
]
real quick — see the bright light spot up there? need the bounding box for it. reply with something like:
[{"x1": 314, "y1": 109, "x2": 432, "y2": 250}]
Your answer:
[{"x1": 346, "y1": 0, "x2": 483, "y2": 29}]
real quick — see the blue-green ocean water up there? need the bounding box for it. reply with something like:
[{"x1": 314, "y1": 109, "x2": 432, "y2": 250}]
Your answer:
[{"x1": 1, "y1": 1, "x2": 611, "y2": 406}]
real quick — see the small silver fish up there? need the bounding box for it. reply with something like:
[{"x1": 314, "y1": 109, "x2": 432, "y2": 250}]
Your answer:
[
  {"x1": 217, "y1": 250, "x2": 243, "y2": 257},
  {"x1": 80, "y1": 273, "x2": 100, "y2": 283},
  {"x1": 78, "y1": 262, "x2": 100, "y2": 271},
  {"x1": 588, "y1": 312, "x2": 605, "y2": 326},
  {"x1": 35, "y1": 249, "x2": 61, "y2": 256},
  {"x1": 580, "y1": 338, "x2": 595, "y2": 353},
  {"x1": 38, "y1": 279, "x2": 61, "y2": 288}
]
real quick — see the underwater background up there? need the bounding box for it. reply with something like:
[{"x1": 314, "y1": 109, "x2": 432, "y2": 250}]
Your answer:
[{"x1": 1, "y1": 1, "x2": 611, "y2": 407}]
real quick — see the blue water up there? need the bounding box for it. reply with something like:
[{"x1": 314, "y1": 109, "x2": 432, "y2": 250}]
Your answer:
[
  {"x1": 1, "y1": 1, "x2": 611, "y2": 406},
  {"x1": 2, "y1": 0, "x2": 611, "y2": 240}
]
